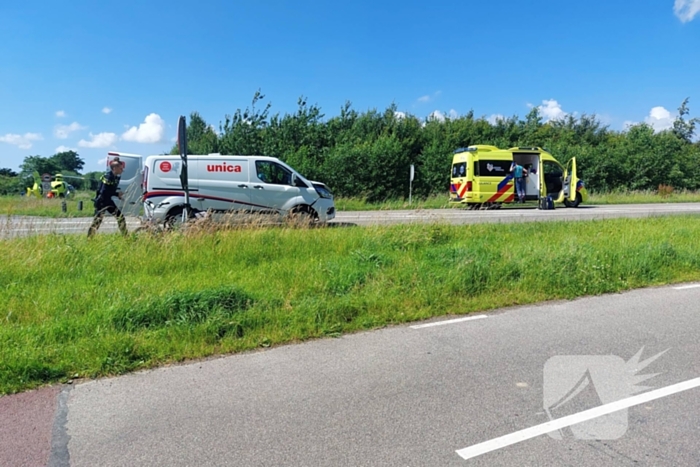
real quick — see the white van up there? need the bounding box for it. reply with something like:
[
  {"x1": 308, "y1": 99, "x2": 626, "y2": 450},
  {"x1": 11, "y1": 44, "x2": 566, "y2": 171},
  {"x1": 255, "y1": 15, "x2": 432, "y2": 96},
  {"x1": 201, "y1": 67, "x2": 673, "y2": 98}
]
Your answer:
[{"x1": 141, "y1": 154, "x2": 336, "y2": 223}]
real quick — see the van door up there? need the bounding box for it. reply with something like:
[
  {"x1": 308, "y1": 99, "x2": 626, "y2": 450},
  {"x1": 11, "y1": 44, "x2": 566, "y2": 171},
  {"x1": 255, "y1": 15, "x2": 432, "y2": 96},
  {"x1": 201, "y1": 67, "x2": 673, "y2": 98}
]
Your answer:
[
  {"x1": 197, "y1": 158, "x2": 251, "y2": 213},
  {"x1": 539, "y1": 158, "x2": 546, "y2": 199},
  {"x1": 562, "y1": 157, "x2": 581, "y2": 207},
  {"x1": 450, "y1": 156, "x2": 469, "y2": 202},
  {"x1": 118, "y1": 171, "x2": 144, "y2": 217},
  {"x1": 251, "y1": 160, "x2": 301, "y2": 213},
  {"x1": 107, "y1": 152, "x2": 142, "y2": 191}
]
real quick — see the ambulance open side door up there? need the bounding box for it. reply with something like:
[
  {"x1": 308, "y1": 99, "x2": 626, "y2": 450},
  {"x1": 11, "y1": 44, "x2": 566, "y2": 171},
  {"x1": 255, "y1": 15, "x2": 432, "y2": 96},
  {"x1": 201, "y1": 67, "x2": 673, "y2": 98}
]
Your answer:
[
  {"x1": 562, "y1": 157, "x2": 581, "y2": 207},
  {"x1": 538, "y1": 158, "x2": 546, "y2": 201}
]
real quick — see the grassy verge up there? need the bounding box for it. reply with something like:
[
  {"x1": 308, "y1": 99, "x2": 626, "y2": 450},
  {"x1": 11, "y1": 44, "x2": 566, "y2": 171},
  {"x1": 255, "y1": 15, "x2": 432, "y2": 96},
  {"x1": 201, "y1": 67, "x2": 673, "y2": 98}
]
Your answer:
[
  {"x1": 587, "y1": 189, "x2": 700, "y2": 204},
  {"x1": 0, "y1": 192, "x2": 95, "y2": 218},
  {"x1": 2, "y1": 216, "x2": 700, "y2": 394}
]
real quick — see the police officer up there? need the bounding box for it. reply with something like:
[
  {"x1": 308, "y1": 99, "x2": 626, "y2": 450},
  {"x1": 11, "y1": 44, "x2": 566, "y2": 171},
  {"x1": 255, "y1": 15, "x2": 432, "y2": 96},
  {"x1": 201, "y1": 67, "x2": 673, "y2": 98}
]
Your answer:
[{"x1": 87, "y1": 158, "x2": 127, "y2": 237}]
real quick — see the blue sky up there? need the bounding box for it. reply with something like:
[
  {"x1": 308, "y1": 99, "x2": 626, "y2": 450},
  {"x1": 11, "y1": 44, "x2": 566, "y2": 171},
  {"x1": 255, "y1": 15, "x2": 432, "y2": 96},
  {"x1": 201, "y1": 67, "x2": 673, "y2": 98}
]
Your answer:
[{"x1": 1, "y1": 0, "x2": 699, "y2": 173}]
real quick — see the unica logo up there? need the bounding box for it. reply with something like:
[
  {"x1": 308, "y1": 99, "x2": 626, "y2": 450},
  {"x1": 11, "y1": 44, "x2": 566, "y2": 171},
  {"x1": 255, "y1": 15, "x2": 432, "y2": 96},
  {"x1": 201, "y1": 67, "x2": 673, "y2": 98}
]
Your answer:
[
  {"x1": 160, "y1": 161, "x2": 172, "y2": 173},
  {"x1": 207, "y1": 163, "x2": 242, "y2": 173}
]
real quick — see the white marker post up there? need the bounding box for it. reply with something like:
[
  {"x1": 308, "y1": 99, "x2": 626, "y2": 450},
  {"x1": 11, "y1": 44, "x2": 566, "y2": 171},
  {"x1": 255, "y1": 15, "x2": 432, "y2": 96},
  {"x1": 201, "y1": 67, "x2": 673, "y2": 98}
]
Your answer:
[{"x1": 409, "y1": 164, "x2": 415, "y2": 205}]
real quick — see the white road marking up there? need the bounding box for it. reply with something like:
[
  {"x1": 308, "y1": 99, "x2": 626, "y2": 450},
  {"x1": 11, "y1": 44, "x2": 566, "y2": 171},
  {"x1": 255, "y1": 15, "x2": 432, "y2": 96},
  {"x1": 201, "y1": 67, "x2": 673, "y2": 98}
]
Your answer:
[
  {"x1": 456, "y1": 377, "x2": 700, "y2": 461},
  {"x1": 673, "y1": 284, "x2": 700, "y2": 290},
  {"x1": 410, "y1": 315, "x2": 488, "y2": 329}
]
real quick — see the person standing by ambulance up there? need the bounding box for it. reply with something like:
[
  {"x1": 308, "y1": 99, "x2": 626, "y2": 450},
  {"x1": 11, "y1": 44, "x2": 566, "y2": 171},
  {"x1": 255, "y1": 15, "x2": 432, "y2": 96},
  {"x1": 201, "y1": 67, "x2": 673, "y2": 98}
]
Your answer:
[
  {"x1": 510, "y1": 161, "x2": 528, "y2": 203},
  {"x1": 88, "y1": 158, "x2": 127, "y2": 237}
]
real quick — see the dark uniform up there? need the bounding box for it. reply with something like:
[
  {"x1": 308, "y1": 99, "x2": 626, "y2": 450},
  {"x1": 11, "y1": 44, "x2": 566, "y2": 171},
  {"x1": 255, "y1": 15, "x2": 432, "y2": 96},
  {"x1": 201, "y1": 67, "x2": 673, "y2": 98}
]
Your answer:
[{"x1": 87, "y1": 169, "x2": 127, "y2": 237}]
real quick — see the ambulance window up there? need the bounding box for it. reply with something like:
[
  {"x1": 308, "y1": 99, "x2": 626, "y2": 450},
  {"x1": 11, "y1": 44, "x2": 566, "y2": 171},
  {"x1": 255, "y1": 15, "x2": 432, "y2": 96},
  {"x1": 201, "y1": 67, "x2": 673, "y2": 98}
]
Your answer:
[
  {"x1": 477, "y1": 160, "x2": 511, "y2": 176},
  {"x1": 256, "y1": 161, "x2": 292, "y2": 185},
  {"x1": 452, "y1": 163, "x2": 466, "y2": 177}
]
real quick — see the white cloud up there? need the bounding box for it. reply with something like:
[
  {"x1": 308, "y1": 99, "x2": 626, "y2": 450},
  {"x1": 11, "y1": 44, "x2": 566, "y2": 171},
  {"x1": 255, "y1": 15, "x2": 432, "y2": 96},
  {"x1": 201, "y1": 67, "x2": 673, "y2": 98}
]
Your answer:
[
  {"x1": 428, "y1": 110, "x2": 446, "y2": 122},
  {"x1": 448, "y1": 109, "x2": 459, "y2": 119},
  {"x1": 674, "y1": 0, "x2": 700, "y2": 22},
  {"x1": 102, "y1": 107, "x2": 113, "y2": 114},
  {"x1": 54, "y1": 122, "x2": 86, "y2": 139},
  {"x1": 56, "y1": 110, "x2": 66, "y2": 118},
  {"x1": 0, "y1": 133, "x2": 43, "y2": 149},
  {"x1": 209, "y1": 124, "x2": 218, "y2": 134},
  {"x1": 122, "y1": 113, "x2": 166, "y2": 143},
  {"x1": 644, "y1": 106, "x2": 675, "y2": 132},
  {"x1": 537, "y1": 99, "x2": 568, "y2": 122},
  {"x1": 55, "y1": 145, "x2": 75, "y2": 153},
  {"x1": 78, "y1": 132, "x2": 118, "y2": 148},
  {"x1": 417, "y1": 91, "x2": 442, "y2": 104},
  {"x1": 488, "y1": 114, "x2": 505, "y2": 124}
]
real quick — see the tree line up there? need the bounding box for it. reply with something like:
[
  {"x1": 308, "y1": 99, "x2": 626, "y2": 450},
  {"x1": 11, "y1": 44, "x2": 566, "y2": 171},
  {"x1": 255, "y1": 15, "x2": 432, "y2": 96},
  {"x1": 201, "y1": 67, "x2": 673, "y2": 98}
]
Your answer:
[
  {"x1": 3, "y1": 93, "x2": 699, "y2": 200},
  {"x1": 0, "y1": 151, "x2": 101, "y2": 195},
  {"x1": 173, "y1": 92, "x2": 700, "y2": 201}
]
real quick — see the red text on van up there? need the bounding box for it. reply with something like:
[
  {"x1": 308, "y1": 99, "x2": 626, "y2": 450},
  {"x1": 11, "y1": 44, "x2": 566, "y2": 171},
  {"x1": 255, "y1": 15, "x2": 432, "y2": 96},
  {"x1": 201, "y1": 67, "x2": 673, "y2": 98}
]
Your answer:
[{"x1": 207, "y1": 163, "x2": 242, "y2": 173}]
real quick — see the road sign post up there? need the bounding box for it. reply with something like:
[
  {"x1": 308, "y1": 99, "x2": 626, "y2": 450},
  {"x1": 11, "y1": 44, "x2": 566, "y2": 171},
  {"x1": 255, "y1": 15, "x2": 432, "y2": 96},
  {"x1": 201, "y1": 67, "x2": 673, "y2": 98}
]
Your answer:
[
  {"x1": 177, "y1": 116, "x2": 190, "y2": 221},
  {"x1": 409, "y1": 164, "x2": 415, "y2": 205}
]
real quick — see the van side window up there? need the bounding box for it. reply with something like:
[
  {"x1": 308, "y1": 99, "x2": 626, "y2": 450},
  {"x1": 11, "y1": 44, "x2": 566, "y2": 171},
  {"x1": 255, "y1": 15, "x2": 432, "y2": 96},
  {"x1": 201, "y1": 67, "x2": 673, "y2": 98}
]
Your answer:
[{"x1": 256, "y1": 161, "x2": 292, "y2": 185}]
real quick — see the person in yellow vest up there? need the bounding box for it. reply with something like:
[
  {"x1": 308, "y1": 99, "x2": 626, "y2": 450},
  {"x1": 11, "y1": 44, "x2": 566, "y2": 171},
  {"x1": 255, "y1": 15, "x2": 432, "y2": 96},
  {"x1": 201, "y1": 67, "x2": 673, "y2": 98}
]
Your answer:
[{"x1": 87, "y1": 158, "x2": 127, "y2": 237}]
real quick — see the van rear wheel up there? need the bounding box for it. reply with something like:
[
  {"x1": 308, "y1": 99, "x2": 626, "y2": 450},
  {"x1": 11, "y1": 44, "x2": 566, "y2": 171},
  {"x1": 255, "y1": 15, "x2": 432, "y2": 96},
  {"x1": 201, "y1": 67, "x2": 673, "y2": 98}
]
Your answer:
[{"x1": 164, "y1": 207, "x2": 185, "y2": 229}]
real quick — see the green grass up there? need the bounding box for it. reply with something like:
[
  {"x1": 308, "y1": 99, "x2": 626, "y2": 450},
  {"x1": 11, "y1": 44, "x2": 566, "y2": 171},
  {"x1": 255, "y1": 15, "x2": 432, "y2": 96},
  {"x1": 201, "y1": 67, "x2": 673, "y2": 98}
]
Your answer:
[
  {"x1": 0, "y1": 191, "x2": 95, "y2": 217},
  {"x1": 587, "y1": 189, "x2": 700, "y2": 205},
  {"x1": 2, "y1": 216, "x2": 700, "y2": 395}
]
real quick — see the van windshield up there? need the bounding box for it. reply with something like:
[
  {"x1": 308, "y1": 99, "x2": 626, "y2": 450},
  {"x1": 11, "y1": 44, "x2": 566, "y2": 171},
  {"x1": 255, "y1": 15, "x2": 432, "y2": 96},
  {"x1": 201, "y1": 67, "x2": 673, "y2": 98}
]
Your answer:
[{"x1": 452, "y1": 162, "x2": 467, "y2": 178}]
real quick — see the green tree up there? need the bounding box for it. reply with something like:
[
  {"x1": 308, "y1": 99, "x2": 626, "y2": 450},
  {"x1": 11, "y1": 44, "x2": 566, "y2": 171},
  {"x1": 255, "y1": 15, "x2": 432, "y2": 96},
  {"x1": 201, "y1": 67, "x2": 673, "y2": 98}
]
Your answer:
[
  {"x1": 49, "y1": 150, "x2": 85, "y2": 173},
  {"x1": 673, "y1": 98, "x2": 699, "y2": 143},
  {"x1": 19, "y1": 155, "x2": 60, "y2": 178},
  {"x1": 170, "y1": 112, "x2": 219, "y2": 155}
]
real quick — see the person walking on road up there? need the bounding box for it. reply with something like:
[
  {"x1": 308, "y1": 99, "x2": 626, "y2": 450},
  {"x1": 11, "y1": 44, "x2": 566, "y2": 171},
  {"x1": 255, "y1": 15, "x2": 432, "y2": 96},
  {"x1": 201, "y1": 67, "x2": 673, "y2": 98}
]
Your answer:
[
  {"x1": 511, "y1": 161, "x2": 528, "y2": 203},
  {"x1": 87, "y1": 158, "x2": 127, "y2": 237}
]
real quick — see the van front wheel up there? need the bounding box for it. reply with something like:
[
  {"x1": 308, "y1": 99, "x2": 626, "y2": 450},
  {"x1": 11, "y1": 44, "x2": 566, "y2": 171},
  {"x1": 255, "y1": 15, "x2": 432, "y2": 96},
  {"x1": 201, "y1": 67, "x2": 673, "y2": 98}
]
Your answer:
[{"x1": 287, "y1": 206, "x2": 318, "y2": 227}]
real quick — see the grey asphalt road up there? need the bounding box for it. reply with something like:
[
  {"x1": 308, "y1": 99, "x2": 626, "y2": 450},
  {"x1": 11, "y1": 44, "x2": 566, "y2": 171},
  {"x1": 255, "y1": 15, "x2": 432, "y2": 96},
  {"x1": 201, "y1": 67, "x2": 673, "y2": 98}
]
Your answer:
[
  {"x1": 11, "y1": 284, "x2": 691, "y2": 466},
  {"x1": 3, "y1": 202, "x2": 700, "y2": 238}
]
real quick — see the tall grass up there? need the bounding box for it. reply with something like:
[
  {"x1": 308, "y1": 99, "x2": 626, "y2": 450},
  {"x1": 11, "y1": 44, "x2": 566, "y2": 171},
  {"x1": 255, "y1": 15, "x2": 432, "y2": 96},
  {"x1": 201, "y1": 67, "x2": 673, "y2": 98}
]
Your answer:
[{"x1": 2, "y1": 216, "x2": 700, "y2": 394}]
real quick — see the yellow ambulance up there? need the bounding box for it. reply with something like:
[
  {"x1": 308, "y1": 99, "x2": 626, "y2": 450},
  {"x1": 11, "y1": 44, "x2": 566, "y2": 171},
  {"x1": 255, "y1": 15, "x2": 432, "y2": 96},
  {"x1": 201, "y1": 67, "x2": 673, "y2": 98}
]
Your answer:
[{"x1": 449, "y1": 145, "x2": 588, "y2": 209}]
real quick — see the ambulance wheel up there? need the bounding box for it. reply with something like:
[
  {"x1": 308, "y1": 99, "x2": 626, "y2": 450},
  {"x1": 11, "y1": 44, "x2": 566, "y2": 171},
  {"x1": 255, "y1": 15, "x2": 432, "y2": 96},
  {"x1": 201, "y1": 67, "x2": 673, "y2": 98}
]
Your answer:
[{"x1": 564, "y1": 193, "x2": 582, "y2": 208}]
